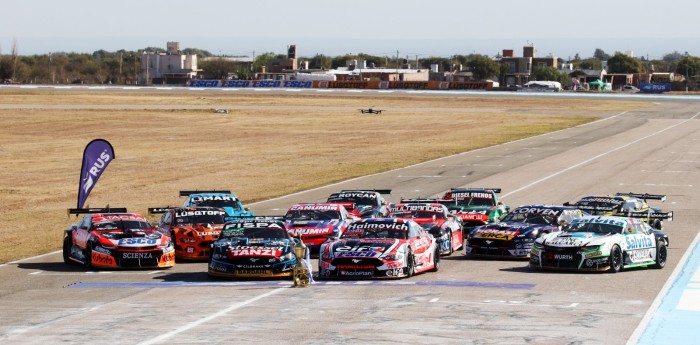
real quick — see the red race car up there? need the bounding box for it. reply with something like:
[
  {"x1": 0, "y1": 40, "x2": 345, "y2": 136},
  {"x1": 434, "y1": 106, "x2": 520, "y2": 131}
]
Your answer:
[
  {"x1": 149, "y1": 206, "x2": 226, "y2": 260},
  {"x1": 389, "y1": 202, "x2": 464, "y2": 256},
  {"x1": 318, "y1": 218, "x2": 439, "y2": 279},
  {"x1": 284, "y1": 203, "x2": 356, "y2": 251},
  {"x1": 63, "y1": 208, "x2": 175, "y2": 269}
]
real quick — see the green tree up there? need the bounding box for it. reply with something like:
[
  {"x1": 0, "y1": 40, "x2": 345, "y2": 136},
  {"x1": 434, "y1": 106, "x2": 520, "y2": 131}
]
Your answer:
[
  {"x1": 607, "y1": 53, "x2": 645, "y2": 73},
  {"x1": 182, "y1": 48, "x2": 213, "y2": 57},
  {"x1": 306, "y1": 54, "x2": 332, "y2": 69},
  {"x1": 531, "y1": 66, "x2": 568, "y2": 84},
  {"x1": 675, "y1": 56, "x2": 700, "y2": 78},
  {"x1": 593, "y1": 48, "x2": 611, "y2": 61},
  {"x1": 466, "y1": 54, "x2": 499, "y2": 80},
  {"x1": 663, "y1": 51, "x2": 684, "y2": 63},
  {"x1": 199, "y1": 58, "x2": 239, "y2": 79}
]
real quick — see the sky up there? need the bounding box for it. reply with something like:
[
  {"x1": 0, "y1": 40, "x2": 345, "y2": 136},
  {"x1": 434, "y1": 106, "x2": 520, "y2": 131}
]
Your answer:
[{"x1": 2, "y1": 0, "x2": 699, "y2": 60}]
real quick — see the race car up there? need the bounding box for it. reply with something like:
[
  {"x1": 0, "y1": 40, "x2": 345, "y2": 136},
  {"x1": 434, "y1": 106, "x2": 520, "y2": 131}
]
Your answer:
[
  {"x1": 318, "y1": 218, "x2": 439, "y2": 279},
  {"x1": 284, "y1": 203, "x2": 355, "y2": 251},
  {"x1": 180, "y1": 190, "x2": 254, "y2": 220},
  {"x1": 465, "y1": 205, "x2": 585, "y2": 258},
  {"x1": 389, "y1": 202, "x2": 464, "y2": 256},
  {"x1": 326, "y1": 189, "x2": 391, "y2": 218},
  {"x1": 563, "y1": 192, "x2": 673, "y2": 230},
  {"x1": 440, "y1": 188, "x2": 510, "y2": 229},
  {"x1": 149, "y1": 206, "x2": 226, "y2": 260},
  {"x1": 529, "y1": 215, "x2": 667, "y2": 272},
  {"x1": 208, "y1": 220, "x2": 302, "y2": 278},
  {"x1": 63, "y1": 208, "x2": 175, "y2": 269}
]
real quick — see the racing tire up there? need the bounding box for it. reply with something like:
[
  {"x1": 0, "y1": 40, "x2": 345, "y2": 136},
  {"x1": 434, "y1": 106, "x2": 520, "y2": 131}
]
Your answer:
[
  {"x1": 653, "y1": 240, "x2": 667, "y2": 269},
  {"x1": 447, "y1": 231, "x2": 454, "y2": 256},
  {"x1": 63, "y1": 235, "x2": 73, "y2": 264},
  {"x1": 84, "y1": 242, "x2": 93, "y2": 269},
  {"x1": 431, "y1": 246, "x2": 441, "y2": 272},
  {"x1": 608, "y1": 245, "x2": 623, "y2": 273},
  {"x1": 651, "y1": 219, "x2": 662, "y2": 230},
  {"x1": 405, "y1": 250, "x2": 415, "y2": 278}
]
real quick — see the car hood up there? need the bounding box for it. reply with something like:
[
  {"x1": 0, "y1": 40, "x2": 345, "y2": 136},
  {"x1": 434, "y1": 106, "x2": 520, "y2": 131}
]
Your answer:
[
  {"x1": 98, "y1": 230, "x2": 167, "y2": 248},
  {"x1": 470, "y1": 221, "x2": 552, "y2": 239},
  {"x1": 327, "y1": 238, "x2": 400, "y2": 258},
  {"x1": 539, "y1": 232, "x2": 615, "y2": 248}
]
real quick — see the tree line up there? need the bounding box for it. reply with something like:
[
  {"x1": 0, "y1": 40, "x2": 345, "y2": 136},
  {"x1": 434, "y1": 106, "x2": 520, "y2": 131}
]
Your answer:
[{"x1": 1, "y1": 45, "x2": 698, "y2": 89}]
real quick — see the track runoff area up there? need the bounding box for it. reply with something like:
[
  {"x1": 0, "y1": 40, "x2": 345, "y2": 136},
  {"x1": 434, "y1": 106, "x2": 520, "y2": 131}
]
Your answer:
[{"x1": 1, "y1": 93, "x2": 700, "y2": 344}]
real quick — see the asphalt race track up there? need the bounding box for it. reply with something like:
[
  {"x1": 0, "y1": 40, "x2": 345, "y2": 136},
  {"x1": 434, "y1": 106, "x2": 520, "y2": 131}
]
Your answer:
[{"x1": 1, "y1": 90, "x2": 699, "y2": 345}]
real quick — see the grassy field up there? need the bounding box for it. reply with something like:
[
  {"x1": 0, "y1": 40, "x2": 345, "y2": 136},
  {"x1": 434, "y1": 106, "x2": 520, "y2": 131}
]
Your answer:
[{"x1": 0, "y1": 90, "x2": 653, "y2": 263}]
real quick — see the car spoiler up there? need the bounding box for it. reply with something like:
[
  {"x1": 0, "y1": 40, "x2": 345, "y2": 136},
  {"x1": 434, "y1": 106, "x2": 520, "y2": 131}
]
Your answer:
[
  {"x1": 400, "y1": 198, "x2": 454, "y2": 206},
  {"x1": 615, "y1": 192, "x2": 666, "y2": 202},
  {"x1": 68, "y1": 206, "x2": 128, "y2": 216},
  {"x1": 626, "y1": 210, "x2": 674, "y2": 221},
  {"x1": 450, "y1": 187, "x2": 502, "y2": 194},
  {"x1": 179, "y1": 190, "x2": 232, "y2": 196},
  {"x1": 562, "y1": 203, "x2": 618, "y2": 213},
  {"x1": 341, "y1": 189, "x2": 392, "y2": 195},
  {"x1": 148, "y1": 207, "x2": 173, "y2": 214}
]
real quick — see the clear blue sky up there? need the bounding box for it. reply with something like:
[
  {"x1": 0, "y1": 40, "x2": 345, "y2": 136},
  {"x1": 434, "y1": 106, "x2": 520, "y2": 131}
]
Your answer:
[{"x1": 3, "y1": 0, "x2": 699, "y2": 60}]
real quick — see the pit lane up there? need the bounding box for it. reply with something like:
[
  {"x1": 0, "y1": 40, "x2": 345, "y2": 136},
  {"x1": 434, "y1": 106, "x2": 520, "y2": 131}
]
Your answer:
[{"x1": 1, "y1": 93, "x2": 699, "y2": 345}]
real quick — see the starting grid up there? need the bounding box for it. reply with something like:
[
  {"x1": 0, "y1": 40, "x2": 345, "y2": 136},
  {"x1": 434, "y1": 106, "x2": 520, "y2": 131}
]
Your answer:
[{"x1": 65, "y1": 280, "x2": 536, "y2": 289}]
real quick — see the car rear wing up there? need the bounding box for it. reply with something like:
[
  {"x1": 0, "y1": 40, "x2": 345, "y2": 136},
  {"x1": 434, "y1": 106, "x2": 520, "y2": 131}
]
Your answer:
[
  {"x1": 148, "y1": 207, "x2": 173, "y2": 214},
  {"x1": 341, "y1": 189, "x2": 392, "y2": 195},
  {"x1": 179, "y1": 190, "x2": 232, "y2": 196},
  {"x1": 68, "y1": 206, "x2": 127, "y2": 216},
  {"x1": 615, "y1": 192, "x2": 666, "y2": 202},
  {"x1": 626, "y1": 210, "x2": 674, "y2": 221},
  {"x1": 450, "y1": 187, "x2": 502, "y2": 194},
  {"x1": 562, "y1": 203, "x2": 618, "y2": 213},
  {"x1": 223, "y1": 215, "x2": 276, "y2": 222},
  {"x1": 400, "y1": 198, "x2": 455, "y2": 207}
]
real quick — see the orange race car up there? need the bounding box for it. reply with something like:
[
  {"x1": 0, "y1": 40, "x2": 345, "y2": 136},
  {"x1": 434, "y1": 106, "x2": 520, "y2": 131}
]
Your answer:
[
  {"x1": 63, "y1": 208, "x2": 175, "y2": 269},
  {"x1": 149, "y1": 206, "x2": 227, "y2": 260}
]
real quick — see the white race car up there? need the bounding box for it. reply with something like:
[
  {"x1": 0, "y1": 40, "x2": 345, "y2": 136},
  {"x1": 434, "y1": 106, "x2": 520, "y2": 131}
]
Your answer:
[{"x1": 529, "y1": 215, "x2": 667, "y2": 272}]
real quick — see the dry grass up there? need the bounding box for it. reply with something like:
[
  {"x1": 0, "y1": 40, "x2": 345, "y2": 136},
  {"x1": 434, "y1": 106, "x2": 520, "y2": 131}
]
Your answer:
[{"x1": 0, "y1": 90, "x2": 653, "y2": 263}]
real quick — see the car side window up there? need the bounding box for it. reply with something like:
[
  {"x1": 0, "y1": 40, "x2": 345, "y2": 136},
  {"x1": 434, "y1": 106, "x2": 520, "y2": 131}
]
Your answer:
[
  {"x1": 408, "y1": 223, "x2": 421, "y2": 238},
  {"x1": 161, "y1": 212, "x2": 171, "y2": 225}
]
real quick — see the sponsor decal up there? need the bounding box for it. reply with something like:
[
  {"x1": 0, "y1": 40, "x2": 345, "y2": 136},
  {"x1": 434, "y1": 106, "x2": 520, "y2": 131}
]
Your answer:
[
  {"x1": 547, "y1": 237, "x2": 583, "y2": 246},
  {"x1": 579, "y1": 197, "x2": 622, "y2": 205},
  {"x1": 93, "y1": 214, "x2": 147, "y2": 222},
  {"x1": 118, "y1": 238, "x2": 158, "y2": 246},
  {"x1": 283, "y1": 81, "x2": 313, "y2": 88},
  {"x1": 347, "y1": 221, "x2": 408, "y2": 231},
  {"x1": 175, "y1": 210, "x2": 226, "y2": 217},
  {"x1": 552, "y1": 253, "x2": 574, "y2": 260},
  {"x1": 389, "y1": 81, "x2": 428, "y2": 89},
  {"x1": 289, "y1": 228, "x2": 331, "y2": 236},
  {"x1": 252, "y1": 80, "x2": 283, "y2": 88},
  {"x1": 508, "y1": 249, "x2": 530, "y2": 256},
  {"x1": 236, "y1": 269, "x2": 272, "y2": 275},
  {"x1": 189, "y1": 195, "x2": 238, "y2": 202},
  {"x1": 336, "y1": 251, "x2": 381, "y2": 258},
  {"x1": 572, "y1": 217, "x2": 625, "y2": 227},
  {"x1": 227, "y1": 246, "x2": 283, "y2": 257},
  {"x1": 336, "y1": 192, "x2": 377, "y2": 199},
  {"x1": 189, "y1": 80, "x2": 221, "y2": 87},
  {"x1": 385, "y1": 268, "x2": 403, "y2": 276},
  {"x1": 586, "y1": 258, "x2": 608, "y2": 267},
  {"x1": 92, "y1": 252, "x2": 115, "y2": 266},
  {"x1": 474, "y1": 229, "x2": 517, "y2": 240},
  {"x1": 226, "y1": 222, "x2": 284, "y2": 229},
  {"x1": 452, "y1": 192, "x2": 493, "y2": 200},
  {"x1": 583, "y1": 251, "x2": 603, "y2": 259},
  {"x1": 383, "y1": 261, "x2": 404, "y2": 269},
  {"x1": 628, "y1": 249, "x2": 653, "y2": 262},
  {"x1": 339, "y1": 270, "x2": 373, "y2": 277},
  {"x1": 123, "y1": 252, "x2": 154, "y2": 259},
  {"x1": 336, "y1": 265, "x2": 375, "y2": 269},
  {"x1": 221, "y1": 80, "x2": 250, "y2": 87},
  {"x1": 625, "y1": 235, "x2": 653, "y2": 250},
  {"x1": 390, "y1": 204, "x2": 444, "y2": 213},
  {"x1": 289, "y1": 204, "x2": 340, "y2": 211},
  {"x1": 512, "y1": 207, "x2": 559, "y2": 216}
]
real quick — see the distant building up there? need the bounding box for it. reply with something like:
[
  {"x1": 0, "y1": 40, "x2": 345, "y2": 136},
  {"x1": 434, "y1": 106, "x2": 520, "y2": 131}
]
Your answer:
[
  {"x1": 500, "y1": 46, "x2": 558, "y2": 86},
  {"x1": 141, "y1": 42, "x2": 199, "y2": 85}
]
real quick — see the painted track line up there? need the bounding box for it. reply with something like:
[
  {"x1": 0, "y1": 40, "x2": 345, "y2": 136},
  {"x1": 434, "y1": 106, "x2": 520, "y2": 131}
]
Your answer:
[{"x1": 137, "y1": 288, "x2": 284, "y2": 345}]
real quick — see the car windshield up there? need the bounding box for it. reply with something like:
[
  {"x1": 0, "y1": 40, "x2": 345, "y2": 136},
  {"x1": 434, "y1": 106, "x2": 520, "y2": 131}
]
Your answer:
[
  {"x1": 174, "y1": 213, "x2": 225, "y2": 225},
  {"x1": 191, "y1": 199, "x2": 242, "y2": 210},
  {"x1": 221, "y1": 227, "x2": 289, "y2": 240},
  {"x1": 455, "y1": 197, "x2": 494, "y2": 207},
  {"x1": 502, "y1": 212, "x2": 557, "y2": 225},
  {"x1": 392, "y1": 211, "x2": 445, "y2": 219},
  {"x1": 285, "y1": 210, "x2": 340, "y2": 221},
  {"x1": 565, "y1": 222, "x2": 624, "y2": 235},
  {"x1": 327, "y1": 195, "x2": 376, "y2": 207},
  {"x1": 93, "y1": 220, "x2": 151, "y2": 231},
  {"x1": 342, "y1": 229, "x2": 407, "y2": 240}
]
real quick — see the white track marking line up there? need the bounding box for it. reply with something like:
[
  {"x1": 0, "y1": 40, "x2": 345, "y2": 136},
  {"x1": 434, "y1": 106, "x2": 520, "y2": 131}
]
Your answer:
[
  {"x1": 501, "y1": 111, "x2": 700, "y2": 199},
  {"x1": 137, "y1": 288, "x2": 285, "y2": 345}
]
